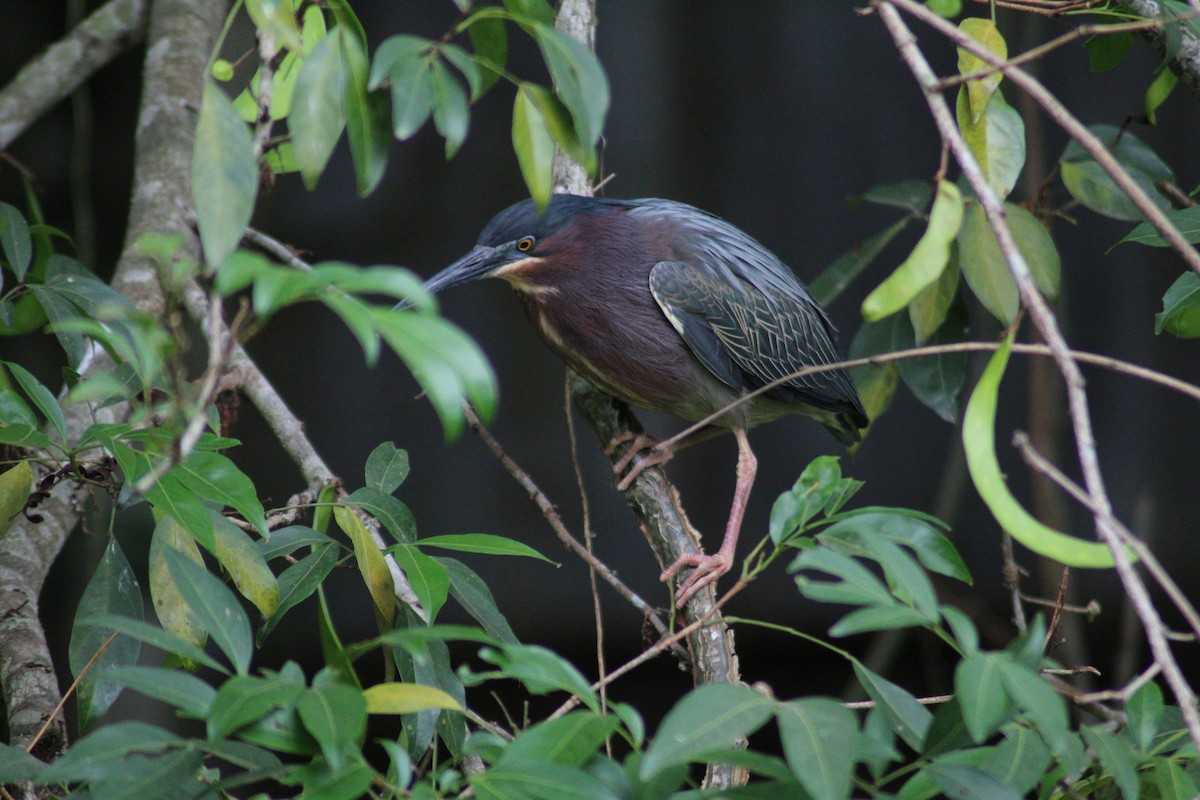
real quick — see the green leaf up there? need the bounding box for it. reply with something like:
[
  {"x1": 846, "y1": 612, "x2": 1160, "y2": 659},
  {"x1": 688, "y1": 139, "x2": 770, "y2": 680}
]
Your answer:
[
  {"x1": 297, "y1": 683, "x2": 367, "y2": 770},
  {"x1": 941, "y1": 605, "x2": 980, "y2": 655},
  {"x1": 1116, "y1": 205, "x2": 1200, "y2": 248},
  {"x1": 192, "y1": 81, "x2": 257, "y2": 269},
  {"x1": 985, "y1": 724, "x2": 1053, "y2": 795},
  {"x1": 467, "y1": 16, "x2": 506, "y2": 97},
  {"x1": 811, "y1": 216, "x2": 913, "y2": 307},
  {"x1": 957, "y1": 88, "x2": 1025, "y2": 201},
  {"x1": 392, "y1": 544, "x2": 449, "y2": 621},
  {"x1": 38, "y1": 721, "x2": 179, "y2": 783},
  {"x1": 413, "y1": 533, "x2": 554, "y2": 563},
  {"x1": 512, "y1": 84, "x2": 556, "y2": 210},
  {"x1": 500, "y1": 711, "x2": 619, "y2": 768},
  {"x1": 1081, "y1": 725, "x2": 1140, "y2": 800},
  {"x1": 1144, "y1": 65, "x2": 1179, "y2": 125},
  {"x1": 257, "y1": 524, "x2": 335, "y2": 560},
  {"x1": 1154, "y1": 272, "x2": 1200, "y2": 338},
  {"x1": 441, "y1": 42, "x2": 483, "y2": 102},
  {"x1": 1152, "y1": 759, "x2": 1199, "y2": 800},
  {"x1": 0, "y1": 742, "x2": 48, "y2": 782},
  {"x1": 439, "y1": 557, "x2": 518, "y2": 643},
  {"x1": 102, "y1": 666, "x2": 216, "y2": 717},
  {"x1": 955, "y1": 653, "x2": 1012, "y2": 743},
  {"x1": 956, "y1": 202, "x2": 1017, "y2": 325},
  {"x1": 0, "y1": 461, "x2": 32, "y2": 539},
  {"x1": 89, "y1": 748, "x2": 206, "y2": 800},
  {"x1": 963, "y1": 333, "x2": 1122, "y2": 567},
  {"x1": 363, "y1": 682, "x2": 462, "y2": 714},
  {"x1": 79, "y1": 613, "x2": 224, "y2": 673},
  {"x1": 957, "y1": 18, "x2": 1007, "y2": 123},
  {"x1": 69, "y1": 537, "x2": 143, "y2": 730},
  {"x1": 908, "y1": 250, "x2": 960, "y2": 345},
  {"x1": 208, "y1": 674, "x2": 304, "y2": 739},
  {"x1": 259, "y1": 543, "x2": 340, "y2": 644},
  {"x1": 822, "y1": 510, "x2": 968, "y2": 582},
  {"x1": 291, "y1": 32, "x2": 348, "y2": 189},
  {"x1": 501, "y1": 0, "x2": 554, "y2": 24},
  {"x1": 769, "y1": 455, "x2": 846, "y2": 544},
  {"x1": 338, "y1": 26, "x2": 390, "y2": 197},
  {"x1": 466, "y1": 643, "x2": 596, "y2": 707},
  {"x1": 472, "y1": 762, "x2": 617, "y2": 800},
  {"x1": 790, "y1": 547, "x2": 897, "y2": 608},
  {"x1": 995, "y1": 659, "x2": 1068, "y2": 753},
  {"x1": 1086, "y1": 32, "x2": 1132, "y2": 72},
  {"x1": 365, "y1": 441, "x2": 409, "y2": 494},
  {"x1": 345, "y1": 486, "x2": 417, "y2": 543},
  {"x1": 848, "y1": 321, "x2": 900, "y2": 431},
  {"x1": 892, "y1": 300, "x2": 968, "y2": 423},
  {"x1": 853, "y1": 662, "x2": 932, "y2": 750},
  {"x1": 0, "y1": 203, "x2": 32, "y2": 280},
  {"x1": 211, "y1": 512, "x2": 280, "y2": 617},
  {"x1": 334, "y1": 505, "x2": 395, "y2": 629},
  {"x1": 162, "y1": 548, "x2": 253, "y2": 674},
  {"x1": 389, "y1": 52, "x2": 435, "y2": 139},
  {"x1": 1060, "y1": 124, "x2": 1173, "y2": 221},
  {"x1": 430, "y1": 60, "x2": 470, "y2": 158},
  {"x1": 530, "y1": 22, "x2": 608, "y2": 148},
  {"x1": 928, "y1": 762, "x2": 1023, "y2": 800},
  {"x1": 859, "y1": 180, "x2": 933, "y2": 214},
  {"x1": 370, "y1": 35, "x2": 430, "y2": 90},
  {"x1": 1126, "y1": 680, "x2": 1163, "y2": 752},
  {"x1": 776, "y1": 698, "x2": 857, "y2": 800},
  {"x1": 861, "y1": 180, "x2": 962, "y2": 321},
  {"x1": 829, "y1": 605, "x2": 931, "y2": 636},
  {"x1": 7, "y1": 361, "x2": 67, "y2": 442},
  {"x1": 639, "y1": 684, "x2": 774, "y2": 779},
  {"x1": 175, "y1": 450, "x2": 268, "y2": 535},
  {"x1": 1009, "y1": 204, "x2": 1061, "y2": 299},
  {"x1": 246, "y1": 0, "x2": 303, "y2": 52}
]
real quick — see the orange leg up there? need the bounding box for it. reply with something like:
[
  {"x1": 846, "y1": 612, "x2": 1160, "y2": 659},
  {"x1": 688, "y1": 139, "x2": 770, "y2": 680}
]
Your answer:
[{"x1": 661, "y1": 428, "x2": 757, "y2": 607}]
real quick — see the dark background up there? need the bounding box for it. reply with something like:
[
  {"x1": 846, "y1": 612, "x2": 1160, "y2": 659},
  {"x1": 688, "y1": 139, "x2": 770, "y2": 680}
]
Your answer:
[{"x1": 3, "y1": 2, "x2": 1198, "y2": 728}]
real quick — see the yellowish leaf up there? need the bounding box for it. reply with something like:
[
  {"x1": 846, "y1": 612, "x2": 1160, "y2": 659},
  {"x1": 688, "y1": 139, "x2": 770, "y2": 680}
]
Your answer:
[
  {"x1": 334, "y1": 506, "x2": 395, "y2": 629},
  {"x1": 363, "y1": 682, "x2": 461, "y2": 714}
]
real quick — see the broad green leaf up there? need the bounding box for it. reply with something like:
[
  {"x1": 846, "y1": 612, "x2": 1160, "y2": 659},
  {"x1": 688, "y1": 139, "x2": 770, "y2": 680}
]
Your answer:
[
  {"x1": 192, "y1": 81, "x2": 256, "y2": 269},
  {"x1": 985, "y1": 724, "x2": 1052, "y2": 794},
  {"x1": 859, "y1": 180, "x2": 934, "y2": 214},
  {"x1": 413, "y1": 533, "x2": 554, "y2": 563},
  {"x1": 958, "y1": 88, "x2": 1025, "y2": 201},
  {"x1": 211, "y1": 512, "x2": 280, "y2": 617},
  {"x1": 430, "y1": 60, "x2": 470, "y2": 158},
  {"x1": 963, "y1": 334, "x2": 1122, "y2": 566},
  {"x1": 1117, "y1": 205, "x2": 1200, "y2": 248},
  {"x1": 467, "y1": 15, "x2": 506, "y2": 97},
  {"x1": 1060, "y1": 124, "x2": 1173, "y2": 221},
  {"x1": 1152, "y1": 759, "x2": 1199, "y2": 800},
  {"x1": 957, "y1": 202, "x2": 1017, "y2": 324},
  {"x1": 941, "y1": 605, "x2": 980, "y2": 655},
  {"x1": 389, "y1": 53, "x2": 435, "y2": 139},
  {"x1": 208, "y1": 674, "x2": 304, "y2": 739},
  {"x1": 147, "y1": 515, "x2": 206, "y2": 666},
  {"x1": 501, "y1": 0, "x2": 554, "y2": 24},
  {"x1": 69, "y1": 537, "x2": 143, "y2": 729},
  {"x1": 908, "y1": 251, "x2": 960, "y2": 344},
  {"x1": 849, "y1": 320, "x2": 900, "y2": 428},
  {"x1": 7, "y1": 361, "x2": 67, "y2": 442},
  {"x1": 1126, "y1": 680, "x2": 1163, "y2": 752},
  {"x1": 1154, "y1": 272, "x2": 1200, "y2": 338},
  {"x1": 822, "y1": 510, "x2": 968, "y2": 582},
  {"x1": 466, "y1": 643, "x2": 596, "y2": 707},
  {"x1": 861, "y1": 180, "x2": 962, "y2": 321},
  {"x1": 257, "y1": 524, "x2": 335, "y2": 560},
  {"x1": 258, "y1": 543, "x2": 340, "y2": 645},
  {"x1": 441, "y1": 42, "x2": 483, "y2": 101},
  {"x1": 811, "y1": 216, "x2": 912, "y2": 306},
  {"x1": 345, "y1": 486, "x2": 417, "y2": 543},
  {"x1": 38, "y1": 721, "x2": 178, "y2": 783},
  {"x1": 365, "y1": 441, "x2": 409, "y2": 494},
  {"x1": 829, "y1": 605, "x2": 930, "y2": 636},
  {"x1": 0, "y1": 423, "x2": 50, "y2": 450},
  {"x1": 928, "y1": 762, "x2": 1023, "y2": 800},
  {"x1": 1081, "y1": 725, "x2": 1140, "y2": 800},
  {"x1": 246, "y1": 0, "x2": 303, "y2": 52},
  {"x1": 147, "y1": 473, "x2": 215, "y2": 552},
  {"x1": 175, "y1": 450, "x2": 267, "y2": 535},
  {"x1": 512, "y1": 84, "x2": 556, "y2": 210},
  {"x1": 838, "y1": 533, "x2": 940, "y2": 619},
  {"x1": 291, "y1": 32, "x2": 347, "y2": 189},
  {"x1": 853, "y1": 662, "x2": 932, "y2": 750},
  {"x1": 957, "y1": 18, "x2": 1007, "y2": 123},
  {"x1": 103, "y1": 666, "x2": 216, "y2": 717},
  {"x1": 0, "y1": 461, "x2": 32, "y2": 538},
  {"x1": 0, "y1": 741, "x2": 47, "y2": 782},
  {"x1": 1144, "y1": 65, "x2": 1178, "y2": 125},
  {"x1": 0, "y1": 203, "x2": 31, "y2": 279},
  {"x1": 392, "y1": 543, "x2": 449, "y2": 621},
  {"x1": 334, "y1": 505, "x2": 395, "y2": 629},
  {"x1": 472, "y1": 762, "x2": 617, "y2": 800},
  {"x1": 790, "y1": 547, "x2": 897, "y2": 608},
  {"x1": 892, "y1": 301, "x2": 968, "y2": 423},
  {"x1": 1087, "y1": 32, "x2": 1132, "y2": 72},
  {"x1": 297, "y1": 683, "x2": 367, "y2": 770},
  {"x1": 163, "y1": 547, "x2": 253, "y2": 674},
  {"x1": 438, "y1": 557, "x2": 518, "y2": 643},
  {"x1": 290, "y1": 758, "x2": 375, "y2": 800},
  {"x1": 995, "y1": 659, "x2": 1068, "y2": 752},
  {"x1": 369, "y1": 35, "x2": 431, "y2": 90},
  {"x1": 363, "y1": 682, "x2": 461, "y2": 714},
  {"x1": 89, "y1": 748, "x2": 205, "y2": 800},
  {"x1": 776, "y1": 698, "x2": 857, "y2": 800},
  {"x1": 325, "y1": 292, "x2": 380, "y2": 365},
  {"x1": 639, "y1": 684, "x2": 774, "y2": 779},
  {"x1": 339, "y1": 26, "x2": 390, "y2": 197},
  {"x1": 500, "y1": 712, "x2": 619, "y2": 768},
  {"x1": 769, "y1": 455, "x2": 845, "y2": 544},
  {"x1": 530, "y1": 22, "x2": 608, "y2": 148},
  {"x1": 1009, "y1": 204, "x2": 1061, "y2": 299},
  {"x1": 955, "y1": 653, "x2": 1012, "y2": 743},
  {"x1": 79, "y1": 613, "x2": 224, "y2": 673}
]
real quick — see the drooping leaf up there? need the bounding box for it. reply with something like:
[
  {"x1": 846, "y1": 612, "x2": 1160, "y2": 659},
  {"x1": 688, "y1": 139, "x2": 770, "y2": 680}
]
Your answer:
[
  {"x1": 297, "y1": 683, "x2": 367, "y2": 770},
  {"x1": 258, "y1": 543, "x2": 341, "y2": 645},
  {"x1": 1059, "y1": 124, "x2": 1173, "y2": 221},
  {"x1": 892, "y1": 301, "x2": 968, "y2": 424},
  {"x1": 861, "y1": 180, "x2": 963, "y2": 321},
  {"x1": 364, "y1": 441, "x2": 409, "y2": 494},
  {"x1": 291, "y1": 32, "x2": 347, "y2": 189},
  {"x1": 530, "y1": 22, "x2": 608, "y2": 149},
  {"x1": 908, "y1": 250, "x2": 960, "y2": 345},
  {"x1": 334, "y1": 505, "x2": 395, "y2": 629},
  {"x1": 775, "y1": 698, "x2": 857, "y2": 800},
  {"x1": 848, "y1": 319, "x2": 900, "y2": 428},
  {"x1": 853, "y1": 663, "x2": 932, "y2": 750},
  {"x1": 211, "y1": 512, "x2": 280, "y2": 617},
  {"x1": 467, "y1": 15, "x2": 506, "y2": 97},
  {"x1": 963, "y1": 334, "x2": 1122, "y2": 567},
  {"x1": 388, "y1": 51, "x2": 435, "y2": 139},
  {"x1": 439, "y1": 557, "x2": 518, "y2": 643},
  {"x1": 957, "y1": 17, "x2": 1007, "y2": 123},
  {"x1": 162, "y1": 548, "x2": 253, "y2": 675},
  {"x1": 995, "y1": 659, "x2": 1069, "y2": 754},
  {"x1": 811, "y1": 216, "x2": 913, "y2": 307},
  {"x1": 1152, "y1": 760, "x2": 1200, "y2": 800},
  {"x1": 208, "y1": 674, "x2": 305, "y2": 740},
  {"x1": 1081, "y1": 725, "x2": 1140, "y2": 800},
  {"x1": 1116, "y1": 205, "x2": 1200, "y2": 248},
  {"x1": 790, "y1": 547, "x2": 897, "y2": 608},
  {"x1": 339, "y1": 26, "x2": 390, "y2": 197},
  {"x1": 362, "y1": 682, "x2": 461, "y2": 714},
  {"x1": 192, "y1": 81, "x2": 257, "y2": 269},
  {"x1": 175, "y1": 450, "x2": 268, "y2": 535},
  {"x1": 512, "y1": 84, "x2": 556, "y2": 210},
  {"x1": 345, "y1": 486, "x2": 417, "y2": 543},
  {"x1": 7, "y1": 361, "x2": 67, "y2": 442},
  {"x1": 639, "y1": 684, "x2": 774, "y2": 780},
  {"x1": 391, "y1": 543, "x2": 449, "y2": 621},
  {"x1": 78, "y1": 613, "x2": 225, "y2": 674},
  {"x1": 957, "y1": 202, "x2": 1017, "y2": 324},
  {"x1": 0, "y1": 203, "x2": 32, "y2": 280},
  {"x1": 430, "y1": 60, "x2": 470, "y2": 158},
  {"x1": 828, "y1": 605, "x2": 931, "y2": 636},
  {"x1": 957, "y1": 88, "x2": 1025, "y2": 201},
  {"x1": 1126, "y1": 680, "x2": 1163, "y2": 752},
  {"x1": 69, "y1": 537, "x2": 143, "y2": 729},
  {"x1": 38, "y1": 721, "x2": 179, "y2": 784},
  {"x1": 1086, "y1": 32, "x2": 1132, "y2": 72},
  {"x1": 1144, "y1": 65, "x2": 1179, "y2": 125},
  {"x1": 103, "y1": 666, "x2": 216, "y2": 717},
  {"x1": 472, "y1": 762, "x2": 617, "y2": 800},
  {"x1": 0, "y1": 461, "x2": 32, "y2": 539},
  {"x1": 955, "y1": 653, "x2": 1012, "y2": 743},
  {"x1": 1154, "y1": 272, "x2": 1200, "y2": 338}
]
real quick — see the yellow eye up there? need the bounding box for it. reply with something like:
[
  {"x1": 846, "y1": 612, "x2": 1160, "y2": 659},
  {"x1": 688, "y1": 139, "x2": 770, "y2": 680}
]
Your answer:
[{"x1": 516, "y1": 236, "x2": 535, "y2": 252}]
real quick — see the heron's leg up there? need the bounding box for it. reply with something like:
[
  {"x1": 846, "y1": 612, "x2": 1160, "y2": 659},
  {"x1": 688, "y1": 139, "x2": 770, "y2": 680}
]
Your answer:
[
  {"x1": 661, "y1": 428, "x2": 757, "y2": 607},
  {"x1": 611, "y1": 425, "x2": 726, "y2": 490}
]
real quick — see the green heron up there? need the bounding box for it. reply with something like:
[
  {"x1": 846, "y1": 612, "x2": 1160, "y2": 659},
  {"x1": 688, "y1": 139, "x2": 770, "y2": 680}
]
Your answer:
[{"x1": 424, "y1": 194, "x2": 867, "y2": 605}]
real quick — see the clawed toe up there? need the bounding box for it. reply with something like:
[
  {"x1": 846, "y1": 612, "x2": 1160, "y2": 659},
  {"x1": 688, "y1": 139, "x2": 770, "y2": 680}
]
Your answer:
[
  {"x1": 607, "y1": 434, "x2": 673, "y2": 490},
  {"x1": 661, "y1": 551, "x2": 732, "y2": 608}
]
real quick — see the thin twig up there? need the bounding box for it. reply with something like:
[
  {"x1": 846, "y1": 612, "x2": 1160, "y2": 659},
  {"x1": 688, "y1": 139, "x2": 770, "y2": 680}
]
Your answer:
[
  {"x1": 843, "y1": 694, "x2": 954, "y2": 710},
  {"x1": 25, "y1": 630, "x2": 119, "y2": 754}
]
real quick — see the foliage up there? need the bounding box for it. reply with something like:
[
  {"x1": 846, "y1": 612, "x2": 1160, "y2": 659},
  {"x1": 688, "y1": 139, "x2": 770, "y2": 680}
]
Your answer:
[{"x1": 1, "y1": 1, "x2": 1199, "y2": 799}]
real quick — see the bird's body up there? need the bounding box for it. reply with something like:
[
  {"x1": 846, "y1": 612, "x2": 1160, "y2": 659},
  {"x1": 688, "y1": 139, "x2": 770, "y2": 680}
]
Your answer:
[{"x1": 424, "y1": 194, "x2": 867, "y2": 604}]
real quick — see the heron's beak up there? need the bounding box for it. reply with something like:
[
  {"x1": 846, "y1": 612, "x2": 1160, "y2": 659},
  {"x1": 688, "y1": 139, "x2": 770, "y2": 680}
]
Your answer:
[{"x1": 423, "y1": 245, "x2": 503, "y2": 294}]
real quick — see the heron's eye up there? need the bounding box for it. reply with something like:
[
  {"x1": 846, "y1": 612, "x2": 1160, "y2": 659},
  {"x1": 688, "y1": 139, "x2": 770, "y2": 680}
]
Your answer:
[{"x1": 516, "y1": 236, "x2": 535, "y2": 252}]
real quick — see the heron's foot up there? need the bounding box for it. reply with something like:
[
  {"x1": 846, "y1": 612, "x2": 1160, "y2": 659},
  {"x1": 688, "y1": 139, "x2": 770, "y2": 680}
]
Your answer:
[
  {"x1": 607, "y1": 433, "x2": 674, "y2": 490},
  {"x1": 661, "y1": 551, "x2": 731, "y2": 608}
]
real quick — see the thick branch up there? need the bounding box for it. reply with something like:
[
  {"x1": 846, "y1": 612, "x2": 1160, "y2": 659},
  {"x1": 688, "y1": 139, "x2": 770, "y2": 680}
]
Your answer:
[
  {"x1": 0, "y1": 0, "x2": 226, "y2": 761},
  {"x1": 0, "y1": 0, "x2": 149, "y2": 150},
  {"x1": 1125, "y1": 0, "x2": 1200, "y2": 98}
]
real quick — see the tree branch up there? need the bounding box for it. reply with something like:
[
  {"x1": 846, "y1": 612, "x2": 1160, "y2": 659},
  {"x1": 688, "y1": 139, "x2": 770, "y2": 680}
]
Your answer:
[{"x1": 0, "y1": 0, "x2": 149, "y2": 150}]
